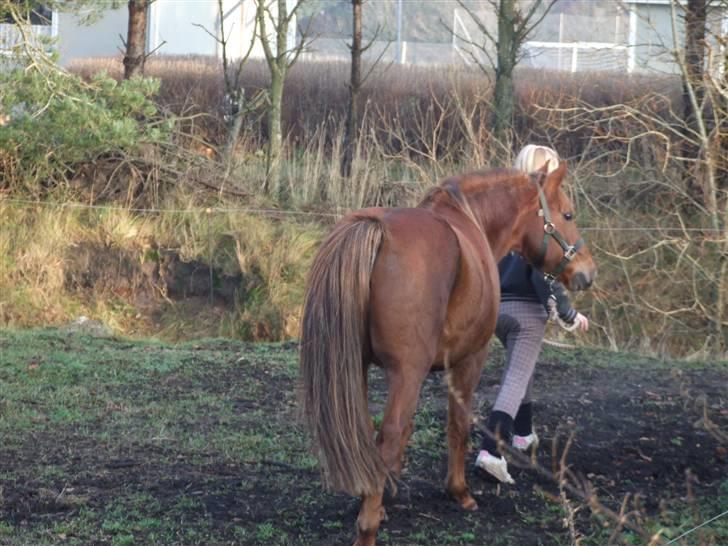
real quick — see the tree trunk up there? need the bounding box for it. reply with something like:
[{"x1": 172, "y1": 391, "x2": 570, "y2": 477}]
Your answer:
[
  {"x1": 681, "y1": 0, "x2": 707, "y2": 204},
  {"x1": 677, "y1": 0, "x2": 725, "y2": 352},
  {"x1": 123, "y1": 0, "x2": 149, "y2": 79},
  {"x1": 492, "y1": 0, "x2": 517, "y2": 154},
  {"x1": 258, "y1": 0, "x2": 292, "y2": 194},
  {"x1": 265, "y1": 68, "x2": 285, "y2": 193},
  {"x1": 224, "y1": 89, "x2": 246, "y2": 158},
  {"x1": 341, "y1": 0, "x2": 363, "y2": 178},
  {"x1": 683, "y1": 0, "x2": 706, "y2": 108}
]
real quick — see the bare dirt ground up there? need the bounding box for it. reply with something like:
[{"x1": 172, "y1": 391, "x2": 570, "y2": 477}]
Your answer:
[{"x1": 0, "y1": 329, "x2": 726, "y2": 545}]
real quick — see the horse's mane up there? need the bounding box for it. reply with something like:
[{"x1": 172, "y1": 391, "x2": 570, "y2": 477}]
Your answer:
[
  {"x1": 419, "y1": 168, "x2": 529, "y2": 229},
  {"x1": 419, "y1": 180, "x2": 480, "y2": 228}
]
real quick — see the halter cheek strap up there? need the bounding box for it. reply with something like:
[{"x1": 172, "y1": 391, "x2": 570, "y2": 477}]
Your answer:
[{"x1": 532, "y1": 181, "x2": 584, "y2": 285}]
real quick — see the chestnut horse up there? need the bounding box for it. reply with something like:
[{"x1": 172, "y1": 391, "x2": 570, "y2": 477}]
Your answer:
[{"x1": 300, "y1": 163, "x2": 596, "y2": 546}]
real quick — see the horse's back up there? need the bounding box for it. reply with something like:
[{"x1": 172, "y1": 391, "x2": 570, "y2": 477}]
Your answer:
[{"x1": 352, "y1": 207, "x2": 457, "y2": 368}]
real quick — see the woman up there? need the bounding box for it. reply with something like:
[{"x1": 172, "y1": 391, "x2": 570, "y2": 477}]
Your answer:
[{"x1": 474, "y1": 145, "x2": 589, "y2": 483}]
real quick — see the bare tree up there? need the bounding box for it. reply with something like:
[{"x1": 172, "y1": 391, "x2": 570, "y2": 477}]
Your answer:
[
  {"x1": 680, "y1": 0, "x2": 708, "y2": 201},
  {"x1": 18, "y1": 0, "x2": 146, "y2": 77},
  {"x1": 671, "y1": 0, "x2": 725, "y2": 352},
  {"x1": 255, "y1": 0, "x2": 310, "y2": 193},
  {"x1": 515, "y1": 1, "x2": 726, "y2": 355},
  {"x1": 30, "y1": 0, "x2": 152, "y2": 79},
  {"x1": 683, "y1": 0, "x2": 707, "y2": 107},
  {"x1": 194, "y1": 0, "x2": 263, "y2": 158},
  {"x1": 123, "y1": 0, "x2": 150, "y2": 79},
  {"x1": 454, "y1": 0, "x2": 557, "y2": 155},
  {"x1": 340, "y1": 0, "x2": 384, "y2": 178},
  {"x1": 341, "y1": 0, "x2": 363, "y2": 179}
]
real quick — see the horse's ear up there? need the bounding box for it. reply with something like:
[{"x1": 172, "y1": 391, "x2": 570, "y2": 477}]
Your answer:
[{"x1": 544, "y1": 160, "x2": 567, "y2": 195}]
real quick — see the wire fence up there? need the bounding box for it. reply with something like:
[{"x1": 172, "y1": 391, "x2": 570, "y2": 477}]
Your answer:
[
  {"x1": 0, "y1": 197, "x2": 342, "y2": 219},
  {"x1": 1, "y1": 195, "x2": 725, "y2": 355},
  {"x1": 1, "y1": 197, "x2": 725, "y2": 236}
]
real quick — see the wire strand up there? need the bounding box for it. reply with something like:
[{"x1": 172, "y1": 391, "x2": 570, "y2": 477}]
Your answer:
[
  {"x1": 0, "y1": 197, "x2": 342, "y2": 218},
  {"x1": 0, "y1": 197, "x2": 724, "y2": 233},
  {"x1": 664, "y1": 509, "x2": 728, "y2": 545}
]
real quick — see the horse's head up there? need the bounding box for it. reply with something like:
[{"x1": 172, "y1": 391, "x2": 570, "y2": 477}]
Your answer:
[{"x1": 521, "y1": 161, "x2": 597, "y2": 291}]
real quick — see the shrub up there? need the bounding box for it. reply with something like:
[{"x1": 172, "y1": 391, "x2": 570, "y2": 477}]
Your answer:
[{"x1": 0, "y1": 67, "x2": 172, "y2": 195}]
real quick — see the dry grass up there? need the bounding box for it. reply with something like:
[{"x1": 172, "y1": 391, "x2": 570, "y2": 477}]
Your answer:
[{"x1": 0, "y1": 199, "x2": 321, "y2": 341}]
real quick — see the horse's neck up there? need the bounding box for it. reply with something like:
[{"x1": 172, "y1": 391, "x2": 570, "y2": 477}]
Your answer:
[
  {"x1": 422, "y1": 176, "x2": 537, "y2": 260},
  {"x1": 469, "y1": 183, "x2": 536, "y2": 260}
]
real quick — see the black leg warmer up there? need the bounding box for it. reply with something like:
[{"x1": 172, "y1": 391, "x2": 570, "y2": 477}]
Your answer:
[
  {"x1": 480, "y1": 410, "x2": 514, "y2": 454},
  {"x1": 514, "y1": 402, "x2": 533, "y2": 437}
]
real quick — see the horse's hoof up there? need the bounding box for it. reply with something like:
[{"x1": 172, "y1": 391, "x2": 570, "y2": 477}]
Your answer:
[
  {"x1": 449, "y1": 487, "x2": 478, "y2": 511},
  {"x1": 354, "y1": 524, "x2": 379, "y2": 546},
  {"x1": 461, "y1": 495, "x2": 478, "y2": 511}
]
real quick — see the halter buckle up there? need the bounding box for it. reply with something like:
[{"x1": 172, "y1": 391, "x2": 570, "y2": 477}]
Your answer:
[
  {"x1": 543, "y1": 222, "x2": 555, "y2": 234},
  {"x1": 564, "y1": 246, "x2": 577, "y2": 260}
]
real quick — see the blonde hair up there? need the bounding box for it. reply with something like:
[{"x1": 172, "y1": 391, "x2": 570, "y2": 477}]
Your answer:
[{"x1": 513, "y1": 145, "x2": 560, "y2": 174}]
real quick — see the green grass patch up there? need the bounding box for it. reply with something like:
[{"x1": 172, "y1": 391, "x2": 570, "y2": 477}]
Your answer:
[{"x1": 0, "y1": 328, "x2": 725, "y2": 546}]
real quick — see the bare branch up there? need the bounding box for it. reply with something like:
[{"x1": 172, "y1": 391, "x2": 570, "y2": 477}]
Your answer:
[{"x1": 519, "y1": 0, "x2": 559, "y2": 39}]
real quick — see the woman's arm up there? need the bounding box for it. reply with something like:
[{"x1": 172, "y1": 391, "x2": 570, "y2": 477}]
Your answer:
[
  {"x1": 549, "y1": 282, "x2": 577, "y2": 324},
  {"x1": 530, "y1": 269, "x2": 588, "y2": 332}
]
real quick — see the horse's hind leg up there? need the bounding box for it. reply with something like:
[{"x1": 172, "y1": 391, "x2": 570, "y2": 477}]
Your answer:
[
  {"x1": 446, "y1": 348, "x2": 487, "y2": 511},
  {"x1": 355, "y1": 362, "x2": 429, "y2": 546}
]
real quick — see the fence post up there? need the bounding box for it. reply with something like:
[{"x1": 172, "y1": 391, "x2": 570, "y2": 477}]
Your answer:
[
  {"x1": 395, "y1": 0, "x2": 403, "y2": 64},
  {"x1": 628, "y1": 5, "x2": 637, "y2": 73},
  {"x1": 558, "y1": 12, "x2": 564, "y2": 70}
]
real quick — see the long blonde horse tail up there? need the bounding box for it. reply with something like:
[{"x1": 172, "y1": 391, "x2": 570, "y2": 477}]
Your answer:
[{"x1": 300, "y1": 216, "x2": 389, "y2": 496}]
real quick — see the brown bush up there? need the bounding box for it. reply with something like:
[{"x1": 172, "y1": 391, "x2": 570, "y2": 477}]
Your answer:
[{"x1": 69, "y1": 56, "x2": 681, "y2": 163}]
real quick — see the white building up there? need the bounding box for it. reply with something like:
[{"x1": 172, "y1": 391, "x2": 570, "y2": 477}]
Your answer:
[
  {"x1": 1, "y1": 1, "x2": 297, "y2": 66},
  {"x1": 305, "y1": 0, "x2": 727, "y2": 74},
  {"x1": 522, "y1": 0, "x2": 727, "y2": 74},
  {"x1": 627, "y1": 0, "x2": 727, "y2": 74},
  {"x1": 3, "y1": 1, "x2": 726, "y2": 75}
]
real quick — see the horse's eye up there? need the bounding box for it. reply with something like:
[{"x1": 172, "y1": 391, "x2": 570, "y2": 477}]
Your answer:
[{"x1": 563, "y1": 212, "x2": 574, "y2": 221}]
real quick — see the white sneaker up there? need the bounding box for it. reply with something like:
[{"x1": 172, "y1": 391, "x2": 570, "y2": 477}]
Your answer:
[
  {"x1": 474, "y1": 450, "x2": 515, "y2": 484},
  {"x1": 512, "y1": 432, "x2": 539, "y2": 451}
]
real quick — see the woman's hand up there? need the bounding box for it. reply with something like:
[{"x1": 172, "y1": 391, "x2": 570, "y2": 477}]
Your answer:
[
  {"x1": 572, "y1": 312, "x2": 589, "y2": 332},
  {"x1": 556, "y1": 311, "x2": 589, "y2": 333}
]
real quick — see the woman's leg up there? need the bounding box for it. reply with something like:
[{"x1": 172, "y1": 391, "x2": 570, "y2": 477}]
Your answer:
[
  {"x1": 477, "y1": 301, "x2": 546, "y2": 468},
  {"x1": 493, "y1": 300, "x2": 547, "y2": 419},
  {"x1": 514, "y1": 400, "x2": 534, "y2": 437}
]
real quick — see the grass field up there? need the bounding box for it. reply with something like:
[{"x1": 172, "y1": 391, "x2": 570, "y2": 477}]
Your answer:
[{"x1": 0, "y1": 328, "x2": 726, "y2": 545}]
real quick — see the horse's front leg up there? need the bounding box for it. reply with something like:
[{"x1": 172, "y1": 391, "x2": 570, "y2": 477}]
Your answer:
[
  {"x1": 446, "y1": 348, "x2": 487, "y2": 511},
  {"x1": 355, "y1": 362, "x2": 428, "y2": 546}
]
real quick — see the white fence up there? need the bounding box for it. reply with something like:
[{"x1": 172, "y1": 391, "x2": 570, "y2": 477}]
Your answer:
[
  {"x1": 522, "y1": 41, "x2": 630, "y2": 73},
  {"x1": 0, "y1": 22, "x2": 57, "y2": 56}
]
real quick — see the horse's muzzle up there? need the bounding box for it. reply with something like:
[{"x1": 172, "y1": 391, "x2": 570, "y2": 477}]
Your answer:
[{"x1": 569, "y1": 270, "x2": 596, "y2": 291}]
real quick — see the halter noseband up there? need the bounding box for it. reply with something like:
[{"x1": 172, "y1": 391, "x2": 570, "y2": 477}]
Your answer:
[{"x1": 532, "y1": 179, "x2": 584, "y2": 285}]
